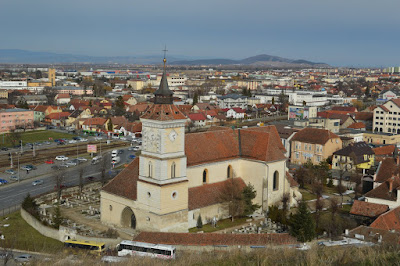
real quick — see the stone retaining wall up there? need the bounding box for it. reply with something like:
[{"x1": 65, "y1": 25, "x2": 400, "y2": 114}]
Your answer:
[{"x1": 21, "y1": 208, "x2": 121, "y2": 248}]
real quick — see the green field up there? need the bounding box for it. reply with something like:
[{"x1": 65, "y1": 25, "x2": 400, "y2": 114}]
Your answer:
[
  {"x1": 0, "y1": 211, "x2": 64, "y2": 253},
  {"x1": 0, "y1": 130, "x2": 74, "y2": 147}
]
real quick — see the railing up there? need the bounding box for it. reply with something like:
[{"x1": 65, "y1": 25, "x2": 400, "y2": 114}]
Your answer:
[{"x1": 0, "y1": 204, "x2": 21, "y2": 217}]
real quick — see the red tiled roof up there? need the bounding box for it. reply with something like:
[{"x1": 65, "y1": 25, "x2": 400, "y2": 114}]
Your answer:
[
  {"x1": 127, "y1": 103, "x2": 152, "y2": 113},
  {"x1": 133, "y1": 232, "x2": 297, "y2": 246},
  {"x1": 291, "y1": 128, "x2": 340, "y2": 145},
  {"x1": 110, "y1": 116, "x2": 128, "y2": 126},
  {"x1": 188, "y1": 112, "x2": 207, "y2": 121},
  {"x1": 350, "y1": 200, "x2": 389, "y2": 218},
  {"x1": 332, "y1": 106, "x2": 357, "y2": 112},
  {"x1": 82, "y1": 117, "x2": 107, "y2": 126},
  {"x1": 370, "y1": 206, "x2": 400, "y2": 232},
  {"x1": 177, "y1": 104, "x2": 192, "y2": 115},
  {"x1": 33, "y1": 105, "x2": 50, "y2": 113},
  {"x1": 347, "y1": 122, "x2": 366, "y2": 129},
  {"x1": 185, "y1": 126, "x2": 286, "y2": 166},
  {"x1": 355, "y1": 112, "x2": 373, "y2": 121},
  {"x1": 56, "y1": 93, "x2": 70, "y2": 99},
  {"x1": 286, "y1": 172, "x2": 299, "y2": 187},
  {"x1": 373, "y1": 145, "x2": 396, "y2": 156},
  {"x1": 365, "y1": 176, "x2": 400, "y2": 201},
  {"x1": 391, "y1": 99, "x2": 400, "y2": 108},
  {"x1": 140, "y1": 104, "x2": 187, "y2": 121},
  {"x1": 102, "y1": 157, "x2": 139, "y2": 200},
  {"x1": 189, "y1": 178, "x2": 246, "y2": 210},
  {"x1": 46, "y1": 112, "x2": 70, "y2": 119},
  {"x1": 375, "y1": 158, "x2": 398, "y2": 183}
]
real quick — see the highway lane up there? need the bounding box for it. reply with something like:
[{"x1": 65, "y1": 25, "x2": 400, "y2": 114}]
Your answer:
[{"x1": 0, "y1": 148, "x2": 133, "y2": 211}]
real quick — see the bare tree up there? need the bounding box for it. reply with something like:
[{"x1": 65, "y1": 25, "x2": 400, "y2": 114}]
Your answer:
[
  {"x1": 219, "y1": 178, "x2": 244, "y2": 222},
  {"x1": 100, "y1": 156, "x2": 110, "y2": 186},
  {"x1": 54, "y1": 171, "x2": 65, "y2": 201},
  {"x1": 350, "y1": 171, "x2": 363, "y2": 200},
  {"x1": 78, "y1": 167, "x2": 84, "y2": 194}
]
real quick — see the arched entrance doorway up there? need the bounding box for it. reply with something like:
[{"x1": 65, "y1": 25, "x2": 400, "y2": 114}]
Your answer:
[{"x1": 121, "y1": 207, "x2": 136, "y2": 229}]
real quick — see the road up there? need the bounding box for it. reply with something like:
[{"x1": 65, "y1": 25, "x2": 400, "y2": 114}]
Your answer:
[{"x1": 0, "y1": 147, "x2": 134, "y2": 212}]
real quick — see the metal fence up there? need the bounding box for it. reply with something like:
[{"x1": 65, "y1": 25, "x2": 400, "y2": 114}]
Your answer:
[{"x1": 0, "y1": 204, "x2": 21, "y2": 217}]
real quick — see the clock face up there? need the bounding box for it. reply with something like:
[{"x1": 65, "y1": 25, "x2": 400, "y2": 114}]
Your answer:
[{"x1": 169, "y1": 130, "x2": 177, "y2": 142}]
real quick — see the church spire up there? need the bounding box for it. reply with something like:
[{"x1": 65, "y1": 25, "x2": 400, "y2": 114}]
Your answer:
[{"x1": 154, "y1": 47, "x2": 173, "y2": 104}]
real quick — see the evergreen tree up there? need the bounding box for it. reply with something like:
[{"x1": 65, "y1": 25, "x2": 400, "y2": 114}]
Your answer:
[
  {"x1": 196, "y1": 215, "x2": 203, "y2": 229},
  {"x1": 53, "y1": 204, "x2": 63, "y2": 229},
  {"x1": 193, "y1": 91, "x2": 199, "y2": 105},
  {"x1": 290, "y1": 200, "x2": 316, "y2": 242},
  {"x1": 272, "y1": 97, "x2": 275, "y2": 105},
  {"x1": 242, "y1": 183, "x2": 260, "y2": 216}
]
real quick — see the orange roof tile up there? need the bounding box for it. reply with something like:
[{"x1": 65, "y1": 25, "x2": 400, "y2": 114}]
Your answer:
[
  {"x1": 347, "y1": 122, "x2": 366, "y2": 129},
  {"x1": 373, "y1": 145, "x2": 396, "y2": 156},
  {"x1": 140, "y1": 104, "x2": 187, "y2": 121},
  {"x1": 291, "y1": 128, "x2": 340, "y2": 145},
  {"x1": 350, "y1": 200, "x2": 389, "y2": 218},
  {"x1": 370, "y1": 206, "x2": 400, "y2": 232}
]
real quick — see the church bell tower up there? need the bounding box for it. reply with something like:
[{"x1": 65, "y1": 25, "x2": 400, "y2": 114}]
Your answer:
[{"x1": 137, "y1": 55, "x2": 189, "y2": 232}]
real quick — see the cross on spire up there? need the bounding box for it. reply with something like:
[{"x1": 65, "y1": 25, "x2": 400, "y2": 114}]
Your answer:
[{"x1": 162, "y1": 45, "x2": 168, "y2": 66}]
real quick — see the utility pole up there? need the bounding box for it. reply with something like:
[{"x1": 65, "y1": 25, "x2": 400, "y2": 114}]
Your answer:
[{"x1": 17, "y1": 152, "x2": 20, "y2": 183}]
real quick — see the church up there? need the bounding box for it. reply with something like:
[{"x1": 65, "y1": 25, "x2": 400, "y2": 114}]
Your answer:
[{"x1": 100, "y1": 58, "x2": 301, "y2": 232}]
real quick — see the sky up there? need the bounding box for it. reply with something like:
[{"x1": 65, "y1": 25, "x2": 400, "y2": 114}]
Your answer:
[{"x1": 1, "y1": 0, "x2": 399, "y2": 67}]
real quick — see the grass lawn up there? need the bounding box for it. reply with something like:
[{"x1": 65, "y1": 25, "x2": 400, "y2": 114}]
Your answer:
[
  {"x1": 340, "y1": 204, "x2": 352, "y2": 214},
  {"x1": 0, "y1": 130, "x2": 74, "y2": 147},
  {"x1": 299, "y1": 189, "x2": 317, "y2": 201},
  {"x1": 0, "y1": 211, "x2": 64, "y2": 253},
  {"x1": 189, "y1": 217, "x2": 249, "y2": 233}
]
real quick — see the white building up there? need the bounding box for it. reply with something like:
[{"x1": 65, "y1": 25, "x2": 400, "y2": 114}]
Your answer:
[
  {"x1": 373, "y1": 99, "x2": 400, "y2": 134},
  {"x1": 217, "y1": 94, "x2": 248, "y2": 109}
]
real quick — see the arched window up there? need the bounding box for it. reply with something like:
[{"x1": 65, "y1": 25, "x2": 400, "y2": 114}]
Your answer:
[
  {"x1": 388, "y1": 128, "x2": 392, "y2": 133},
  {"x1": 273, "y1": 171, "x2": 279, "y2": 191},
  {"x1": 227, "y1": 165, "x2": 232, "y2": 178},
  {"x1": 203, "y1": 169, "x2": 208, "y2": 183},
  {"x1": 374, "y1": 127, "x2": 378, "y2": 132},
  {"x1": 148, "y1": 162, "x2": 153, "y2": 178},
  {"x1": 171, "y1": 162, "x2": 176, "y2": 178}
]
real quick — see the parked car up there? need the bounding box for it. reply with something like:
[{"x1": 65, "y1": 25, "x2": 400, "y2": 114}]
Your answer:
[
  {"x1": 79, "y1": 138, "x2": 88, "y2": 142},
  {"x1": 133, "y1": 146, "x2": 140, "y2": 151},
  {"x1": 129, "y1": 154, "x2": 136, "y2": 159},
  {"x1": 51, "y1": 165, "x2": 61, "y2": 170},
  {"x1": 45, "y1": 159, "x2": 55, "y2": 164},
  {"x1": 10, "y1": 175, "x2": 18, "y2": 181},
  {"x1": 59, "y1": 164, "x2": 69, "y2": 168},
  {"x1": 118, "y1": 150, "x2": 124, "y2": 154},
  {"x1": 32, "y1": 179, "x2": 44, "y2": 186},
  {"x1": 5, "y1": 169, "x2": 16, "y2": 175},
  {"x1": 66, "y1": 160, "x2": 78, "y2": 166},
  {"x1": 77, "y1": 157, "x2": 88, "y2": 162},
  {"x1": 14, "y1": 254, "x2": 32, "y2": 263},
  {"x1": 0, "y1": 179, "x2": 8, "y2": 185},
  {"x1": 94, "y1": 136, "x2": 102, "y2": 141},
  {"x1": 43, "y1": 141, "x2": 51, "y2": 145},
  {"x1": 25, "y1": 164, "x2": 37, "y2": 170},
  {"x1": 68, "y1": 140, "x2": 77, "y2": 144},
  {"x1": 55, "y1": 155, "x2": 69, "y2": 161},
  {"x1": 1, "y1": 147, "x2": 8, "y2": 151}
]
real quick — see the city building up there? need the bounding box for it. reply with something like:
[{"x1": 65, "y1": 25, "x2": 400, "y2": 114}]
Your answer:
[
  {"x1": 332, "y1": 142, "x2": 375, "y2": 173},
  {"x1": 0, "y1": 108, "x2": 34, "y2": 132},
  {"x1": 290, "y1": 128, "x2": 342, "y2": 165},
  {"x1": 217, "y1": 94, "x2": 248, "y2": 109},
  {"x1": 288, "y1": 105, "x2": 318, "y2": 120},
  {"x1": 373, "y1": 99, "x2": 400, "y2": 134}
]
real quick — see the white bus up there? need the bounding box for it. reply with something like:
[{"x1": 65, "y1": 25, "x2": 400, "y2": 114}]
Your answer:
[{"x1": 117, "y1": 240, "x2": 176, "y2": 259}]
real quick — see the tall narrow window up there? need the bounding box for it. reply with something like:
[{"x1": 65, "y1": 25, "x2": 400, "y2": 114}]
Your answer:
[
  {"x1": 227, "y1": 165, "x2": 232, "y2": 178},
  {"x1": 203, "y1": 169, "x2": 208, "y2": 183},
  {"x1": 273, "y1": 171, "x2": 279, "y2": 191},
  {"x1": 171, "y1": 162, "x2": 176, "y2": 178},
  {"x1": 148, "y1": 162, "x2": 153, "y2": 178}
]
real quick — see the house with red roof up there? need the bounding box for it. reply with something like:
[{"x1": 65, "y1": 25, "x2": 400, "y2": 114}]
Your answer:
[
  {"x1": 55, "y1": 93, "x2": 70, "y2": 105},
  {"x1": 222, "y1": 107, "x2": 246, "y2": 119},
  {"x1": 82, "y1": 117, "x2": 109, "y2": 133},
  {"x1": 45, "y1": 111, "x2": 71, "y2": 126},
  {"x1": 188, "y1": 112, "x2": 207, "y2": 127},
  {"x1": 99, "y1": 66, "x2": 300, "y2": 232}
]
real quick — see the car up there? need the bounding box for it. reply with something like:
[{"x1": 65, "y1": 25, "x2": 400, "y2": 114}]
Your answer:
[
  {"x1": 34, "y1": 142, "x2": 41, "y2": 146},
  {"x1": 45, "y1": 159, "x2": 55, "y2": 164},
  {"x1": 79, "y1": 138, "x2": 88, "y2": 142},
  {"x1": 21, "y1": 165, "x2": 32, "y2": 171},
  {"x1": 119, "y1": 137, "x2": 127, "y2": 141},
  {"x1": 118, "y1": 150, "x2": 124, "y2": 154},
  {"x1": 129, "y1": 154, "x2": 136, "y2": 159},
  {"x1": 10, "y1": 175, "x2": 18, "y2": 181},
  {"x1": 58, "y1": 141, "x2": 66, "y2": 145},
  {"x1": 77, "y1": 157, "x2": 88, "y2": 162},
  {"x1": 111, "y1": 150, "x2": 118, "y2": 157},
  {"x1": 5, "y1": 169, "x2": 16, "y2": 175},
  {"x1": 55, "y1": 155, "x2": 69, "y2": 161},
  {"x1": 94, "y1": 136, "x2": 102, "y2": 141},
  {"x1": 59, "y1": 164, "x2": 69, "y2": 168},
  {"x1": 43, "y1": 141, "x2": 51, "y2": 145},
  {"x1": 32, "y1": 179, "x2": 44, "y2": 186},
  {"x1": 66, "y1": 160, "x2": 78, "y2": 166},
  {"x1": 128, "y1": 147, "x2": 135, "y2": 151},
  {"x1": 1, "y1": 147, "x2": 8, "y2": 151},
  {"x1": 14, "y1": 254, "x2": 32, "y2": 263},
  {"x1": 133, "y1": 146, "x2": 140, "y2": 151},
  {"x1": 68, "y1": 140, "x2": 77, "y2": 144},
  {"x1": 25, "y1": 164, "x2": 37, "y2": 170},
  {"x1": 0, "y1": 179, "x2": 8, "y2": 185}
]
